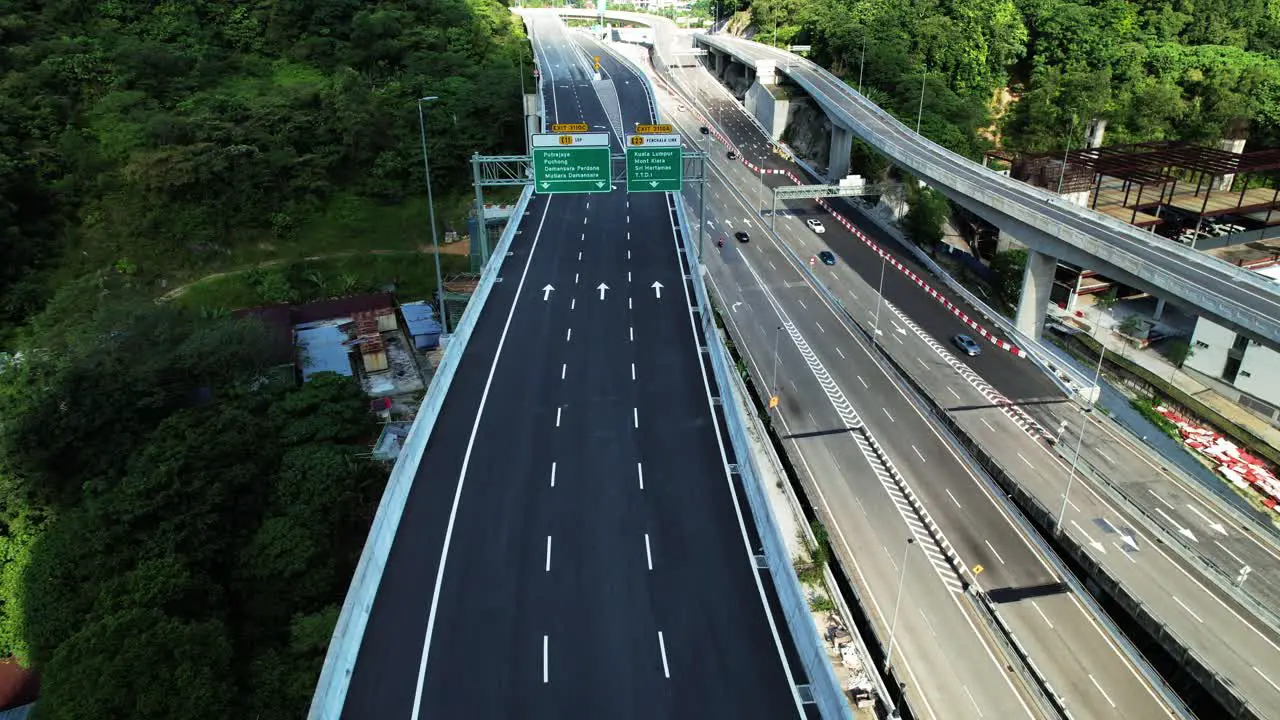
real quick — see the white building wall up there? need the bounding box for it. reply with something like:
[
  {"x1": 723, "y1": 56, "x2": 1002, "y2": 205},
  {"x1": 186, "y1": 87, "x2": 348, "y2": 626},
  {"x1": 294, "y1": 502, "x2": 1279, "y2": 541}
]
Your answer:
[
  {"x1": 1185, "y1": 317, "x2": 1235, "y2": 379},
  {"x1": 1235, "y1": 340, "x2": 1280, "y2": 407},
  {"x1": 1185, "y1": 316, "x2": 1280, "y2": 409}
]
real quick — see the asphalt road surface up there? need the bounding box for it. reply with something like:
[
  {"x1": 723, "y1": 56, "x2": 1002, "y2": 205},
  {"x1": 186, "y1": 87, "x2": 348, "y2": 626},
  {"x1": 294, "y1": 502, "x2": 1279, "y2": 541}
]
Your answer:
[
  {"x1": 340, "y1": 15, "x2": 805, "y2": 720},
  {"x1": 646, "y1": 41, "x2": 1280, "y2": 718}
]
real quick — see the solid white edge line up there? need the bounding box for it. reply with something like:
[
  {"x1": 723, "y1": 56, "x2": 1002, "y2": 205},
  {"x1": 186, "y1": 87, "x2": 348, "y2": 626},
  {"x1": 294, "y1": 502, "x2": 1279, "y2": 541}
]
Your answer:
[{"x1": 409, "y1": 197, "x2": 554, "y2": 720}]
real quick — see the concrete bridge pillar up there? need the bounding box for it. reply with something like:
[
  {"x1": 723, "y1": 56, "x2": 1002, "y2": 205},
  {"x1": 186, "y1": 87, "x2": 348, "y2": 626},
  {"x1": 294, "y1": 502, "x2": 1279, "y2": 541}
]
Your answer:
[
  {"x1": 996, "y1": 229, "x2": 1025, "y2": 254},
  {"x1": 714, "y1": 50, "x2": 725, "y2": 77},
  {"x1": 1016, "y1": 249, "x2": 1057, "y2": 340},
  {"x1": 828, "y1": 125, "x2": 853, "y2": 183}
]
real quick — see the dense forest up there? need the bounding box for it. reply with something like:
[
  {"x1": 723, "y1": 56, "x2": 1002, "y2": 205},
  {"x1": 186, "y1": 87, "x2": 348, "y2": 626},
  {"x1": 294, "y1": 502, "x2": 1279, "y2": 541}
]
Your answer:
[
  {"x1": 0, "y1": 0, "x2": 528, "y2": 338},
  {"x1": 0, "y1": 0, "x2": 529, "y2": 717},
  {"x1": 717, "y1": 0, "x2": 1280, "y2": 165}
]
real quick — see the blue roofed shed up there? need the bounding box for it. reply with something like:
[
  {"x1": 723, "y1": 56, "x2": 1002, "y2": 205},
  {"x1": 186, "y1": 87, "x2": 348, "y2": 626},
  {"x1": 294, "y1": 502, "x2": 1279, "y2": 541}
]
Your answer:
[{"x1": 400, "y1": 301, "x2": 443, "y2": 350}]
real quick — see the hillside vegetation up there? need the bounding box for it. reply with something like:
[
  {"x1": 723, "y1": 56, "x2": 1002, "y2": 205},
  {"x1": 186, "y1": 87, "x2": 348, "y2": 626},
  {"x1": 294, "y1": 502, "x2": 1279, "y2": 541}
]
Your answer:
[
  {"x1": 721, "y1": 0, "x2": 1280, "y2": 160},
  {"x1": 0, "y1": 1, "x2": 530, "y2": 717},
  {"x1": 1, "y1": 0, "x2": 528, "y2": 338}
]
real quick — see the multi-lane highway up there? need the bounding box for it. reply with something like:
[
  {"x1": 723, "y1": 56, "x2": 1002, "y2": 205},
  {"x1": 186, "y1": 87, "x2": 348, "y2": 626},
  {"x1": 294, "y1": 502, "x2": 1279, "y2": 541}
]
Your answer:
[
  {"x1": 339, "y1": 14, "x2": 806, "y2": 719},
  {"x1": 671, "y1": 27, "x2": 1280, "y2": 638},
  {"x1": 622, "y1": 27, "x2": 1280, "y2": 717},
  {"x1": 588, "y1": 32, "x2": 1185, "y2": 720}
]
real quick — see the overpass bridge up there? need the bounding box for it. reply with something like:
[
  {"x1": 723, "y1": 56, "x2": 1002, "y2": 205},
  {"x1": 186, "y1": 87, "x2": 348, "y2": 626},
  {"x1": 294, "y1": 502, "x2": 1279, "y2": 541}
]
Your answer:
[{"x1": 578, "y1": 8, "x2": 1280, "y2": 350}]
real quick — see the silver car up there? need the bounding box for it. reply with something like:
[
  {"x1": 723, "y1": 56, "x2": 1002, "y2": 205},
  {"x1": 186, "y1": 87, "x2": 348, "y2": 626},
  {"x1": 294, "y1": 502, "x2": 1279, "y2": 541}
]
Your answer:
[{"x1": 952, "y1": 334, "x2": 981, "y2": 356}]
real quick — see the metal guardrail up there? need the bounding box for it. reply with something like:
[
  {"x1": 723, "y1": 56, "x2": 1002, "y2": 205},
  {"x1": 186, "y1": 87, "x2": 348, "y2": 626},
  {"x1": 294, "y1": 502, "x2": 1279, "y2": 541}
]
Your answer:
[{"x1": 306, "y1": 181, "x2": 536, "y2": 720}]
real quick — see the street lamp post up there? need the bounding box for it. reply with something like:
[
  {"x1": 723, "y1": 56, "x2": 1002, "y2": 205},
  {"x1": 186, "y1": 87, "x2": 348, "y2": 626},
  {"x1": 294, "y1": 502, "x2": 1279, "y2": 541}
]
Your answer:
[
  {"x1": 872, "y1": 252, "x2": 886, "y2": 347},
  {"x1": 858, "y1": 38, "x2": 866, "y2": 95},
  {"x1": 771, "y1": 325, "x2": 782, "y2": 394},
  {"x1": 1056, "y1": 116, "x2": 1078, "y2": 195},
  {"x1": 416, "y1": 95, "x2": 448, "y2": 336},
  {"x1": 699, "y1": 126, "x2": 711, "y2": 261},
  {"x1": 885, "y1": 537, "x2": 915, "y2": 671},
  {"x1": 758, "y1": 167, "x2": 766, "y2": 216},
  {"x1": 915, "y1": 72, "x2": 926, "y2": 135},
  {"x1": 1057, "y1": 345, "x2": 1106, "y2": 528}
]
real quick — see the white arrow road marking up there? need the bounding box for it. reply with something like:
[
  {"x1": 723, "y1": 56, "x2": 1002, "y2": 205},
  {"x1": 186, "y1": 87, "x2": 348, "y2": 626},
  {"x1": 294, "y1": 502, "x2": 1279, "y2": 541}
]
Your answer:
[
  {"x1": 1186, "y1": 505, "x2": 1229, "y2": 535},
  {"x1": 1071, "y1": 520, "x2": 1107, "y2": 554},
  {"x1": 651, "y1": 281, "x2": 664, "y2": 298},
  {"x1": 1099, "y1": 517, "x2": 1140, "y2": 551},
  {"x1": 597, "y1": 283, "x2": 609, "y2": 300},
  {"x1": 1155, "y1": 507, "x2": 1198, "y2": 542},
  {"x1": 731, "y1": 301, "x2": 742, "y2": 312},
  {"x1": 542, "y1": 284, "x2": 555, "y2": 301},
  {"x1": 891, "y1": 321, "x2": 907, "y2": 335}
]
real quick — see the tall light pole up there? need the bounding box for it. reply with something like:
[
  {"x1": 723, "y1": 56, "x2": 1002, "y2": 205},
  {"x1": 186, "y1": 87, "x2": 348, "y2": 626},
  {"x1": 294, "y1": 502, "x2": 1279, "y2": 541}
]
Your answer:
[
  {"x1": 1057, "y1": 346, "x2": 1106, "y2": 528},
  {"x1": 771, "y1": 325, "x2": 782, "y2": 394},
  {"x1": 1056, "y1": 116, "x2": 1078, "y2": 195},
  {"x1": 417, "y1": 95, "x2": 448, "y2": 336},
  {"x1": 885, "y1": 537, "x2": 915, "y2": 671},
  {"x1": 872, "y1": 252, "x2": 886, "y2": 347},
  {"x1": 758, "y1": 167, "x2": 766, "y2": 216},
  {"x1": 915, "y1": 71, "x2": 926, "y2": 135},
  {"x1": 699, "y1": 125, "x2": 711, "y2": 260},
  {"x1": 857, "y1": 38, "x2": 866, "y2": 94}
]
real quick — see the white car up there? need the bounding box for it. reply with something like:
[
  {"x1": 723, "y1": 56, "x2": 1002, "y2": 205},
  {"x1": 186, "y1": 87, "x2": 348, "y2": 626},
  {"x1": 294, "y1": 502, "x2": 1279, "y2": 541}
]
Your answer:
[
  {"x1": 806, "y1": 218, "x2": 826, "y2": 234},
  {"x1": 677, "y1": 103, "x2": 688, "y2": 112}
]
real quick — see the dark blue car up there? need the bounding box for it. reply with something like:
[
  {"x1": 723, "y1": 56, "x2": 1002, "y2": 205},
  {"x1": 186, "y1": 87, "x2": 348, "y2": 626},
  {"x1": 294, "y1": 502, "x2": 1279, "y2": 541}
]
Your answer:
[{"x1": 818, "y1": 251, "x2": 836, "y2": 265}]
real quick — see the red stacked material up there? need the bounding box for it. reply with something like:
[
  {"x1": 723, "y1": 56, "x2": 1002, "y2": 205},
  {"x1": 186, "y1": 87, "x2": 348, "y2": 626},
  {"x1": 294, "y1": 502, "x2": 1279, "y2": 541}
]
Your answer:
[{"x1": 1154, "y1": 404, "x2": 1280, "y2": 513}]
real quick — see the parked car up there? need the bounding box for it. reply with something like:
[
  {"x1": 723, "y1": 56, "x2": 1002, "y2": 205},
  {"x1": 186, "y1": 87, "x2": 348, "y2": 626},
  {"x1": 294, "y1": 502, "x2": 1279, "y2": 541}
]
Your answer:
[
  {"x1": 727, "y1": 150, "x2": 737, "y2": 160},
  {"x1": 806, "y1": 218, "x2": 826, "y2": 234},
  {"x1": 734, "y1": 231, "x2": 750, "y2": 243},
  {"x1": 952, "y1": 334, "x2": 982, "y2": 356},
  {"x1": 818, "y1": 251, "x2": 836, "y2": 265}
]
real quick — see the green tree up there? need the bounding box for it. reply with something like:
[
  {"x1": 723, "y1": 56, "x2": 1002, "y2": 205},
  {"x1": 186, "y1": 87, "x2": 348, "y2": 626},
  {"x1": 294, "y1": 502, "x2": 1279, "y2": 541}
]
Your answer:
[
  {"x1": 902, "y1": 183, "x2": 951, "y2": 247},
  {"x1": 990, "y1": 248, "x2": 1028, "y2": 311},
  {"x1": 1166, "y1": 338, "x2": 1197, "y2": 380}
]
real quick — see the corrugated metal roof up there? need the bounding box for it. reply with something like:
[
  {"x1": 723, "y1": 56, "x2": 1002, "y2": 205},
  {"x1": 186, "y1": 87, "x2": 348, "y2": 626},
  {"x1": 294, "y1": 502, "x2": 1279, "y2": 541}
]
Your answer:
[
  {"x1": 401, "y1": 302, "x2": 442, "y2": 339},
  {"x1": 295, "y1": 320, "x2": 354, "y2": 380}
]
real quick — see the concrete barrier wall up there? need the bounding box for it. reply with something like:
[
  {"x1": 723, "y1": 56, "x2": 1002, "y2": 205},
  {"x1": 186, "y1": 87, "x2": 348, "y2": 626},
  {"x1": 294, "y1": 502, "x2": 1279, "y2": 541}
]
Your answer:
[{"x1": 307, "y1": 182, "x2": 535, "y2": 720}]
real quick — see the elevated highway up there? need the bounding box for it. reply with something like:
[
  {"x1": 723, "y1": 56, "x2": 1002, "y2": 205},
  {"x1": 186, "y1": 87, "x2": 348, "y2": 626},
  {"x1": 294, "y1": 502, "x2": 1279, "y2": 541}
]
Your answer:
[
  {"x1": 571, "y1": 9, "x2": 1280, "y2": 350},
  {"x1": 313, "y1": 12, "x2": 816, "y2": 720}
]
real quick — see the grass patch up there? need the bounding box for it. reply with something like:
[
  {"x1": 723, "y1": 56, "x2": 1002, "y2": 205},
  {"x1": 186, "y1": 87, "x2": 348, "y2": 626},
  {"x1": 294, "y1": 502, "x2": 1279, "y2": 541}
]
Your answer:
[
  {"x1": 1130, "y1": 397, "x2": 1181, "y2": 440},
  {"x1": 174, "y1": 252, "x2": 471, "y2": 312}
]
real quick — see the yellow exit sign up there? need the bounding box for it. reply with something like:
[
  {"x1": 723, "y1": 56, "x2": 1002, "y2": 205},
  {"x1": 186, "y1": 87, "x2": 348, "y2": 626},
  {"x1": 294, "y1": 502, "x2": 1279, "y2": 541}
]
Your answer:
[
  {"x1": 551, "y1": 123, "x2": 588, "y2": 133},
  {"x1": 636, "y1": 124, "x2": 673, "y2": 134}
]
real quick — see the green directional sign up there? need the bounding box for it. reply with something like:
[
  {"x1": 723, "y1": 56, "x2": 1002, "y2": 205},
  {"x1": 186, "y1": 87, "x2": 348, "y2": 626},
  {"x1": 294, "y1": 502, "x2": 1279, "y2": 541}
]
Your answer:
[
  {"x1": 532, "y1": 132, "x2": 612, "y2": 194},
  {"x1": 625, "y1": 134, "x2": 683, "y2": 193}
]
